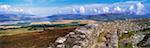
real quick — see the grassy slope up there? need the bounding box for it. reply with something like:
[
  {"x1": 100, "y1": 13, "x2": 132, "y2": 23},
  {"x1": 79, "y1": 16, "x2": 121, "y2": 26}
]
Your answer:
[
  {"x1": 0, "y1": 28, "x2": 37, "y2": 36},
  {"x1": 0, "y1": 27, "x2": 77, "y2": 48}
]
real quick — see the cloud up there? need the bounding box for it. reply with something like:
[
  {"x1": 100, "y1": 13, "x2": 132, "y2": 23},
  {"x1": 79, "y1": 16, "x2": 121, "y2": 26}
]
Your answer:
[
  {"x1": 0, "y1": 5, "x2": 11, "y2": 9},
  {"x1": 0, "y1": 1, "x2": 147, "y2": 16},
  {"x1": 0, "y1": 4, "x2": 29, "y2": 14}
]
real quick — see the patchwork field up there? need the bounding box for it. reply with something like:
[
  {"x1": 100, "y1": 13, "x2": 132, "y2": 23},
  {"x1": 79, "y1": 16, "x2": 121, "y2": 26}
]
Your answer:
[{"x1": 0, "y1": 28, "x2": 37, "y2": 36}]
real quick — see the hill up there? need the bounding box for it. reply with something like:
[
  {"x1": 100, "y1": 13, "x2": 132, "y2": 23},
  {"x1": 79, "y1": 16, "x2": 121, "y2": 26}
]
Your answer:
[
  {"x1": 0, "y1": 27, "x2": 77, "y2": 48},
  {"x1": 47, "y1": 14, "x2": 150, "y2": 21}
]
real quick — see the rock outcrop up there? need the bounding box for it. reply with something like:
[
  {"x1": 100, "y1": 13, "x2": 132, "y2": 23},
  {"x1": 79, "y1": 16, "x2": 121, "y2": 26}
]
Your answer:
[
  {"x1": 48, "y1": 24, "x2": 99, "y2": 48},
  {"x1": 48, "y1": 18, "x2": 150, "y2": 48}
]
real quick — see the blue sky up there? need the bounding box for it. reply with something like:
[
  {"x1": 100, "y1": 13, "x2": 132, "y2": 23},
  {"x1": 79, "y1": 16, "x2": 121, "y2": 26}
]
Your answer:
[
  {"x1": 0, "y1": 0, "x2": 147, "y2": 16},
  {"x1": 0, "y1": 0, "x2": 144, "y2": 7}
]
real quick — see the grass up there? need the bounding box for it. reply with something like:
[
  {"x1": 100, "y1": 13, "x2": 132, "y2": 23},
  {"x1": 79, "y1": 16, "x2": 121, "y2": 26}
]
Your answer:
[
  {"x1": 0, "y1": 27, "x2": 77, "y2": 48},
  {"x1": 137, "y1": 22, "x2": 150, "y2": 26},
  {"x1": 139, "y1": 28, "x2": 150, "y2": 32},
  {"x1": 119, "y1": 28, "x2": 150, "y2": 40},
  {"x1": 0, "y1": 28, "x2": 38, "y2": 36},
  {"x1": 97, "y1": 32, "x2": 106, "y2": 43},
  {"x1": 118, "y1": 42, "x2": 133, "y2": 48},
  {"x1": 119, "y1": 30, "x2": 137, "y2": 40},
  {"x1": 97, "y1": 20, "x2": 150, "y2": 48},
  {"x1": 118, "y1": 28, "x2": 150, "y2": 48},
  {"x1": 0, "y1": 24, "x2": 82, "y2": 36}
]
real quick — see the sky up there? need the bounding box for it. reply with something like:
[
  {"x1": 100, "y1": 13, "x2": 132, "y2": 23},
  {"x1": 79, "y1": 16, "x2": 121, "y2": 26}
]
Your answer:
[
  {"x1": 0, "y1": 0, "x2": 147, "y2": 16},
  {"x1": 0, "y1": 0, "x2": 145, "y2": 7}
]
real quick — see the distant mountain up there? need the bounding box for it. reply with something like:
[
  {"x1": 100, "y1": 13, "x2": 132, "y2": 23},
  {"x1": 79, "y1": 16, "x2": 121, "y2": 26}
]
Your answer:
[
  {"x1": 47, "y1": 13, "x2": 150, "y2": 21},
  {"x1": 0, "y1": 12, "x2": 35, "y2": 22},
  {"x1": 1, "y1": 12, "x2": 150, "y2": 23}
]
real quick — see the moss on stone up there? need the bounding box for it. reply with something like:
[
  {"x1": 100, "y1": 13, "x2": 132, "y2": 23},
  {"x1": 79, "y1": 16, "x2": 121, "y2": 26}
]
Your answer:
[
  {"x1": 137, "y1": 22, "x2": 150, "y2": 26},
  {"x1": 97, "y1": 32, "x2": 106, "y2": 43},
  {"x1": 119, "y1": 30, "x2": 136, "y2": 40},
  {"x1": 118, "y1": 43, "x2": 133, "y2": 48},
  {"x1": 139, "y1": 28, "x2": 150, "y2": 32}
]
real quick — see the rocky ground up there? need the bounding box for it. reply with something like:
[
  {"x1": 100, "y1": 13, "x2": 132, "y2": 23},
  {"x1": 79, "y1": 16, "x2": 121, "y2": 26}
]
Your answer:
[{"x1": 51, "y1": 18, "x2": 150, "y2": 48}]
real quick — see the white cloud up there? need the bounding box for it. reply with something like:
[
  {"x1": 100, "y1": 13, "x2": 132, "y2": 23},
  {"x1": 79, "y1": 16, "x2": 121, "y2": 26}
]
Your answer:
[
  {"x1": 0, "y1": 1, "x2": 147, "y2": 16},
  {"x1": 0, "y1": 5, "x2": 11, "y2": 9},
  {"x1": 0, "y1": 4, "x2": 28, "y2": 14}
]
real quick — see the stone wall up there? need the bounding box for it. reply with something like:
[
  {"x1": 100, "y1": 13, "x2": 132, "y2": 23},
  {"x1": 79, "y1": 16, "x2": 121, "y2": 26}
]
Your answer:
[
  {"x1": 48, "y1": 21, "x2": 140, "y2": 48},
  {"x1": 48, "y1": 19, "x2": 150, "y2": 48},
  {"x1": 48, "y1": 24, "x2": 99, "y2": 48}
]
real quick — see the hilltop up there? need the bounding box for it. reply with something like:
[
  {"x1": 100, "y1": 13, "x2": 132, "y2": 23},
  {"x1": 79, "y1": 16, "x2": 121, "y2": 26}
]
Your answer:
[
  {"x1": 0, "y1": 18, "x2": 149, "y2": 48},
  {"x1": 48, "y1": 18, "x2": 150, "y2": 48}
]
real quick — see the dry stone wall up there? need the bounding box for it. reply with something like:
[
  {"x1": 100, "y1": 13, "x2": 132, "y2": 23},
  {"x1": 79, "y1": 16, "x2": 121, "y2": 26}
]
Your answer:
[
  {"x1": 48, "y1": 19, "x2": 150, "y2": 48},
  {"x1": 48, "y1": 24, "x2": 99, "y2": 48}
]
